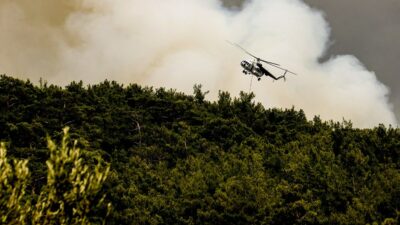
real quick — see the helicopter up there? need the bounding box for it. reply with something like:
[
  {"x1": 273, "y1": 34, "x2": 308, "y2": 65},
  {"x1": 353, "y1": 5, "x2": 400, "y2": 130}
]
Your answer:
[{"x1": 228, "y1": 41, "x2": 297, "y2": 81}]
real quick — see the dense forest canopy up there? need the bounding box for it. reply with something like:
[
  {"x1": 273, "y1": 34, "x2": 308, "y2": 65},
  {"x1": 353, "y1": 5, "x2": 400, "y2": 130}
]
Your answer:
[{"x1": 0, "y1": 75, "x2": 399, "y2": 224}]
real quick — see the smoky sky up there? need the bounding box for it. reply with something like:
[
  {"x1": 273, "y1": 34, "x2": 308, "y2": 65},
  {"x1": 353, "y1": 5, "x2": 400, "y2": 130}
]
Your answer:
[
  {"x1": 303, "y1": 0, "x2": 400, "y2": 120},
  {"x1": 223, "y1": 0, "x2": 400, "y2": 120},
  {"x1": 0, "y1": 0, "x2": 398, "y2": 128}
]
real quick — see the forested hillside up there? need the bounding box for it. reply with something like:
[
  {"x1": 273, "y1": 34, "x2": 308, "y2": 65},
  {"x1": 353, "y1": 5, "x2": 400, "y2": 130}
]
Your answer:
[{"x1": 1, "y1": 75, "x2": 399, "y2": 224}]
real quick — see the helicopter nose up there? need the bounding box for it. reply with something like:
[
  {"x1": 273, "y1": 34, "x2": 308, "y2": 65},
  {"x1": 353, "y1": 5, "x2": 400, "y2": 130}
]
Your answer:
[{"x1": 241, "y1": 61, "x2": 249, "y2": 69}]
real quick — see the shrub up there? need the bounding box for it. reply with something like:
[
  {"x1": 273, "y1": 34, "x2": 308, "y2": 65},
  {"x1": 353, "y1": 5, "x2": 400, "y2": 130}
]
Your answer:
[{"x1": 0, "y1": 127, "x2": 110, "y2": 224}]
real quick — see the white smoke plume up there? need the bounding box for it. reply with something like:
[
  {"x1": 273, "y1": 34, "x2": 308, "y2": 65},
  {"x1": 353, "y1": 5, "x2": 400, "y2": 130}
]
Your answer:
[{"x1": 0, "y1": 0, "x2": 397, "y2": 128}]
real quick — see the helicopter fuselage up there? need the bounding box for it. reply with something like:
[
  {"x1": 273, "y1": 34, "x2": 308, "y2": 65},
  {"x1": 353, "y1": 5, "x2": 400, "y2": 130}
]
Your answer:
[{"x1": 240, "y1": 60, "x2": 263, "y2": 77}]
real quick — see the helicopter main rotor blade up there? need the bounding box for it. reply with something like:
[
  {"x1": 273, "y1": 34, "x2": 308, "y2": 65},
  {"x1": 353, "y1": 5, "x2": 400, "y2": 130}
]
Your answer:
[
  {"x1": 226, "y1": 41, "x2": 280, "y2": 66},
  {"x1": 258, "y1": 59, "x2": 280, "y2": 66},
  {"x1": 226, "y1": 41, "x2": 258, "y2": 59},
  {"x1": 266, "y1": 63, "x2": 297, "y2": 75}
]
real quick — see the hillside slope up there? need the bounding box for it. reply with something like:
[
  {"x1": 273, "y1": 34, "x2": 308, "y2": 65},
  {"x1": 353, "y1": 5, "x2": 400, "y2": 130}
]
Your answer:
[{"x1": 1, "y1": 75, "x2": 399, "y2": 224}]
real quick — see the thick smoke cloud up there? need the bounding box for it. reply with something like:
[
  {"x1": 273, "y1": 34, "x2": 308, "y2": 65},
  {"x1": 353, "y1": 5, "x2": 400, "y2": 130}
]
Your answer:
[
  {"x1": 302, "y1": 0, "x2": 400, "y2": 120},
  {"x1": 0, "y1": 0, "x2": 397, "y2": 128}
]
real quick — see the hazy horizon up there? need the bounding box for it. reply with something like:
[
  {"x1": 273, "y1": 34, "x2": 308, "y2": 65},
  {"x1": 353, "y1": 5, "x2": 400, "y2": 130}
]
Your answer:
[{"x1": 0, "y1": 0, "x2": 398, "y2": 128}]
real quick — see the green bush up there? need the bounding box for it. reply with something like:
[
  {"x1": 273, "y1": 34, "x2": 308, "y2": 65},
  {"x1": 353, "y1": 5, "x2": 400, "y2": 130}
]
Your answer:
[{"x1": 0, "y1": 127, "x2": 110, "y2": 225}]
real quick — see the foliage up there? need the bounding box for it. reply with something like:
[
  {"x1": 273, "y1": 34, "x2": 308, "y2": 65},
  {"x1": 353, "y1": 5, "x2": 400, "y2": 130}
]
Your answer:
[
  {"x1": 0, "y1": 143, "x2": 30, "y2": 224},
  {"x1": 0, "y1": 125, "x2": 110, "y2": 224},
  {"x1": 1, "y1": 75, "x2": 400, "y2": 224}
]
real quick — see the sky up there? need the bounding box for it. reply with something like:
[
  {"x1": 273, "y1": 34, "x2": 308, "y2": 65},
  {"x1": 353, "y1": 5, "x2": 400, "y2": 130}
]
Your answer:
[
  {"x1": 0, "y1": 0, "x2": 398, "y2": 128},
  {"x1": 223, "y1": 0, "x2": 400, "y2": 121},
  {"x1": 303, "y1": 0, "x2": 400, "y2": 119}
]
